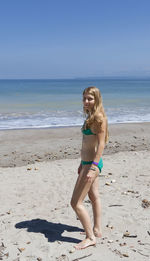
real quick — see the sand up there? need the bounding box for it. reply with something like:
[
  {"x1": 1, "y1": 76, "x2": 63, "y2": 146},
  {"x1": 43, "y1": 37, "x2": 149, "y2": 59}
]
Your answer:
[
  {"x1": 0, "y1": 122, "x2": 150, "y2": 168},
  {"x1": 0, "y1": 123, "x2": 150, "y2": 260}
]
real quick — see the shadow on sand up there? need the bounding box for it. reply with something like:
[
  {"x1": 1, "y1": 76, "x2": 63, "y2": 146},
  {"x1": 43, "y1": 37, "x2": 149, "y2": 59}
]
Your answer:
[{"x1": 15, "y1": 218, "x2": 83, "y2": 243}]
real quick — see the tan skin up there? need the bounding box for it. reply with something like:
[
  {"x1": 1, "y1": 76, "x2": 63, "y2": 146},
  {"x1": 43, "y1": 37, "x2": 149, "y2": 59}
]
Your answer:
[{"x1": 71, "y1": 92, "x2": 106, "y2": 250}]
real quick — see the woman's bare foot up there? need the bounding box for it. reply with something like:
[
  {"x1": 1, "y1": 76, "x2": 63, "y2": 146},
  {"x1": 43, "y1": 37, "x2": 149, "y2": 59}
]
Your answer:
[{"x1": 74, "y1": 237, "x2": 96, "y2": 250}]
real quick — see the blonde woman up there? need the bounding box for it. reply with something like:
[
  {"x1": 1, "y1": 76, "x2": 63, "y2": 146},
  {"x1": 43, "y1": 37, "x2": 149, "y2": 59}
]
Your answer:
[{"x1": 71, "y1": 86, "x2": 108, "y2": 250}]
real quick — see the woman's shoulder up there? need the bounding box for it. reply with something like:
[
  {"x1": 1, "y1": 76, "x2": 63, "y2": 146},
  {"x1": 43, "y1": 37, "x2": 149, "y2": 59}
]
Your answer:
[
  {"x1": 94, "y1": 113, "x2": 105, "y2": 123},
  {"x1": 93, "y1": 113, "x2": 107, "y2": 132},
  {"x1": 96, "y1": 112, "x2": 104, "y2": 119}
]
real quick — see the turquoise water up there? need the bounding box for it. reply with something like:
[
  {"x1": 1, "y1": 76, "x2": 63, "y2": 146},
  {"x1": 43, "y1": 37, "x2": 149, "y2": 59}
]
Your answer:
[{"x1": 0, "y1": 78, "x2": 150, "y2": 129}]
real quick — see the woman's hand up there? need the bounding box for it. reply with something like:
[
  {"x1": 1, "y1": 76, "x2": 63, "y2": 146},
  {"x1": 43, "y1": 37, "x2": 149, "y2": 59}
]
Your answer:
[{"x1": 78, "y1": 163, "x2": 82, "y2": 175}]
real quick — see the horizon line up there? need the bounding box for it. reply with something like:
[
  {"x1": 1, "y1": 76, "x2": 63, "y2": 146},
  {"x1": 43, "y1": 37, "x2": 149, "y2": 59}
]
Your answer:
[{"x1": 0, "y1": 75, "x2": 150, "y2": 81}]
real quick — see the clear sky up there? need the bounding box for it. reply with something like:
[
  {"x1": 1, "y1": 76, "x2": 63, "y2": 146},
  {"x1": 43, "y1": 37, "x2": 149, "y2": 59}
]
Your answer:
[{"x1": 0, "y1": 0, "x2": 150, "y2": 79}]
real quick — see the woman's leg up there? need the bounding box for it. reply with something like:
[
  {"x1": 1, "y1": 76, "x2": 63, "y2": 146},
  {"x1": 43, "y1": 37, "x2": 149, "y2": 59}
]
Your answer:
[
  {"x1": 70, "y1": 165, "x2": 98, "y2": 249},
  {"x1": 88, "y1": 176, "x2": 102, "y2": 237}
]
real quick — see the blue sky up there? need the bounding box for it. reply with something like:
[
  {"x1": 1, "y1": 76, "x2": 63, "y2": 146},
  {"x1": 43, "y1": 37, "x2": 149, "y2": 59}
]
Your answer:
[{"x1": 0, "y1": 0, "x2": 150, "y2": 79}]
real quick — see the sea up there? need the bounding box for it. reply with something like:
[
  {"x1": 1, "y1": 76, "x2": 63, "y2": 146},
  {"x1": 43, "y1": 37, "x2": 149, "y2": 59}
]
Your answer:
[{"x1": 0, "y1": 78, "x2": 150, "y2": 130}]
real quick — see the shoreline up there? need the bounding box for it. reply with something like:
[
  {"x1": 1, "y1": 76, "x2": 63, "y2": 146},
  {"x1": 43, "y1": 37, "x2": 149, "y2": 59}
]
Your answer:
[
  {"x1": 0, "y1": 120, "x2": 150, "y2": 132},
  {"x1": 0, "y1": 122, "x2": 150, "y2": 168},
  {"x1": 0, "y1": 124, "x2": 82, "y2": 132}
]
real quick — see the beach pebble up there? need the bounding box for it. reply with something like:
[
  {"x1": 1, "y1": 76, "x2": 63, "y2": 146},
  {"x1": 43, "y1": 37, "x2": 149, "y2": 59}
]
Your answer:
[
  {"x1": 106, "y1": 224, "x2": 114, "y2": 229},
  {"x1": 111, "y1": 179, "x2": 116, "y2": 183},
  {"x1": 105, "y1": 182, "x2": 111, "y2": 186},
  {"x1": 119, "y1": 242, "x2": 127, "y2": 246},
  {"x1": 108, "y1": 239, "x2": 113, "y2": 243},
  {"x1": 123, "y1": 253, "x2": 129, "y2": 257},
  {"x1": 127, "y1": 189, "x2": 138, "y2": 194},
  {"x1": 18, "y1": 248, "x2": 25, "y2": 252},
  {"x1": 5, "y1": 252, "x2": 9, "y2": 257},
  {"x1": 56, "y1": 254, "x2": 69, "y2": 260},
  {"x1": 122, "y1": 191, "x2": 128, "y2": 195},
  {"x1": 123, "y1": 231, "x2": 130, "y2": 237},
  {"x1": 141, "y1": 199, "x2": 150, "y2": 208},
  {"x1": 69, "y1": 248, "x2": 75, "y2": 253}
]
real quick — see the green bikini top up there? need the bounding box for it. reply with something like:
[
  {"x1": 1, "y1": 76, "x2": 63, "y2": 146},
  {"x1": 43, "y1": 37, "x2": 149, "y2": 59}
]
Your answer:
[
  {"x1": 82, "y1": 127, "x2": 96, "y2": 135},
  {"x1": 82, "y1": 120, "x2": 96, "y2": 135}
]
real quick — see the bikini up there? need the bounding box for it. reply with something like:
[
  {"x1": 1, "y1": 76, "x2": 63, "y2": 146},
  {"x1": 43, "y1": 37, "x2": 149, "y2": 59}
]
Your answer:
[
  {"x1": 82, "y1": 128, "x2": 96, "y2": 136},
  {"x1": 81, "y1": 127, "x2": 103, "y2": 172}
]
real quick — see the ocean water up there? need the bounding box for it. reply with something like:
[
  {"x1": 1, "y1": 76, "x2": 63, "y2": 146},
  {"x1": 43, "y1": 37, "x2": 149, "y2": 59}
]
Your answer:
[{"x1": 0, "y1": 78, "x2": 150, "y2": 130}]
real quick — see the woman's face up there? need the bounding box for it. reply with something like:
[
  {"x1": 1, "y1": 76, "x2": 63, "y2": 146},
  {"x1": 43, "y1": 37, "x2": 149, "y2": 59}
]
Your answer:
[{"x1": 83, "y1": 92, "x2": 95, "y2": 112}]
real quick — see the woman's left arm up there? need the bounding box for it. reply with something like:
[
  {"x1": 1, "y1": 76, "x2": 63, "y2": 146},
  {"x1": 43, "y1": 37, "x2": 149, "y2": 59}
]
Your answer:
[
  {"x1": 86, "y1": 118, "x2": 107, "y2": 182},
  {"x1": 92, "y1": 118, "x2": 106, "y2": 163}
]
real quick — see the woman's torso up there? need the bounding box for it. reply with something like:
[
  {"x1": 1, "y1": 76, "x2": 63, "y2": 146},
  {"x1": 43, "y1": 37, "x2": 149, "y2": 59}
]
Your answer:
[{"x1": 81, "y1": 125, "x2": 98, "y2": 161}]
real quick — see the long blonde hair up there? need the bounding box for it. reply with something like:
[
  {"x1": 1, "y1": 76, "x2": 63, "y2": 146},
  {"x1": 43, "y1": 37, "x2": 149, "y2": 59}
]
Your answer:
[{"x1": 83, "y1": 86, "x2": 109, "y2": 143}]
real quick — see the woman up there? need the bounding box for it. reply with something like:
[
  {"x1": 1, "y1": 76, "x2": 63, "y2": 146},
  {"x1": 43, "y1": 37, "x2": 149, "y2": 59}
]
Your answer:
[{"x1": 71, "y1": 86, "x2": 108, "y2": 250}]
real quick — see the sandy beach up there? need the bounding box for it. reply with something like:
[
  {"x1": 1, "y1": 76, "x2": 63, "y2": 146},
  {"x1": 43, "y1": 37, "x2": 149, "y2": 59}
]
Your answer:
[{"x1": 0, "y1": 123, "x2": 150, "y2": 260}]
